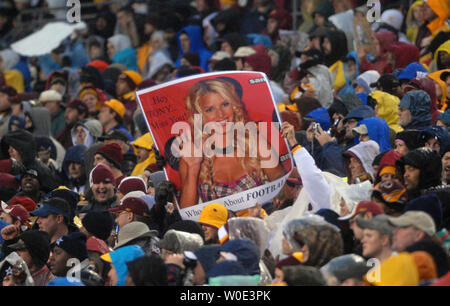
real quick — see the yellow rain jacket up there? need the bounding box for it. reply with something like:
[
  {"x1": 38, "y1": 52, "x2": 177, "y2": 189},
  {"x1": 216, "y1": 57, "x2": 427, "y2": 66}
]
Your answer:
[
  {"x1": 406, "y1": 0, "x2": 423, "y2": 43},
  {"x1": 329, "y1": 60, "x2": 346, "y2": 92},
  {"x1": 425, "y1": 0, "x2": 450, "y2": 35},
  {"x1": 434, "y1": 40, "x2": 450, "y2": 69},
  {"x1": 130, "y1": 133, "x2": 156, "y2": 177},
  {"x1": 370, "y1": 90, "x2": 403, "y2": 133},
  {"x1": 428, "y1": 69, "x2": 450, "y2": 111},
  {"x1": 4, "y1": 70, "x2": 25, "y2": 93}
]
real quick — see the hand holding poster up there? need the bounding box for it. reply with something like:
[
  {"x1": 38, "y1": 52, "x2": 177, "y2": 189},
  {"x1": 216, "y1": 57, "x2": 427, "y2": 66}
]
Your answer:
[{"x1": 136, "y1": 72, "x2": 293, "y2": 221}]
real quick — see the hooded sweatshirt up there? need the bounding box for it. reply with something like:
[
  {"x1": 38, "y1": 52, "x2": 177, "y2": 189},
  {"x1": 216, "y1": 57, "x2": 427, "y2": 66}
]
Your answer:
[
  {"x1": 354, "y1": 117, "x2": 392, "y2": 153},
  {"x1": 307, "y1": 64, "x2": 334, "y2": 107},
  {"x1": 399, "y1": 90, "x2": 432, "y2": 130},
  {"x1": 61, "y1": 145, "x2": 87, "y2": 194},
  {"x1": 71, "y1": 119, "x2": 103, "y2": 148},
  {"x1": 175, "y1": 25, "x2": 213, "y2": 72},
  {"x1": 428, "y1": 69, "x2": 450, "y2": 111},
  {"x1": 434, "y1": 40, "x2": 450, "y2": 71},
  {"x1": 26, "y1": 107, "x2": 66, "y2": 169},
  {"x1": 425, "y1": 0, "x2": 450, "y2": 35},
  {"x1": 370, "y1": 90, "x2": 403, "y2": 133},
  {"x1": 344, "y1": 140, "x2": 380, "y2": 183},
  {"x1": 0, "y1": 129, "x2": 60, "y2": 192},
  {"x1": 130, "y1": 133, "x2": 156, "y2": 178},
  {"x1": 406, "y1": 77, "x2": 441, "y2": 123},
  {"x1": 406, "y1": 0, "x2": 424, "y2": 43},
  {"x1": 145, "y1": 49, "x2": 174, "y2": 80}
]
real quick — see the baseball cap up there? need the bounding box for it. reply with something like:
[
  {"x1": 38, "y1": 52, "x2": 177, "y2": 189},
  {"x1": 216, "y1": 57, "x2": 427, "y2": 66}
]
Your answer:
[
  {"x1": 31, "y1": 197, "x2": 70, "y2": 218},
  {"x1": 356, "y1": 214, "x2": 394, "y2": 236},
  {"x1": 208, "y1": 51, "x2": 232, "y2": 62},
  {"x1": 233, "y1": 47, "x2": 256, "y2": 58},
  {"x1": 109, "y1": 197, "x2": 150, "y2": 216},
  {"x1": 387, "y1": 211, "x2": 436, "y2": 237},
  {"x1": 397, "y1": 62, "x2": 428, "y2": 81},
  {"x1": 120, "y1": 71, "x2": 142, "y2": 87},
  {"x1": 198, "y1": 203, "x2": 228, "y2": 229},
  {"x1": 338, "y1": 201, "x2": 384, "y2": 221},
  {"x1": 0, "y1": 201, "x2": 30, "y2": 229},
  {"x1": 98, "y1": 129, "x2": 129, "y2": 143},
  {"x1": 104, "y1": 99, "x2": 125, "y2": 118},
  {"x1": 352, "y1": 124, "x2": 368, "y2": 135}
]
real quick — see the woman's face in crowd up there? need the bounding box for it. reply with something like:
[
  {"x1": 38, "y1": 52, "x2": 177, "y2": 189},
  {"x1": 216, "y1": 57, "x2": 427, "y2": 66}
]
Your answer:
[
  {"x1": 82, "y1": 94, "x2": 98, "y2": 113},
  {"x1": 322, "y1": 37, "x2": 331, "y2": 55},
  {"x1": 267, "y1": 18, "x2": 278, "y2": 35},
  {"x1": 107, "y1": 42, "x2": 116, "y2": 60},
  {"x1": 221, "y1": 42, "x2": 233, "y2": 56},
  {"x1": 394, "y1": 141, "x2": 408, "y2": 155},
  {"x1": 199, "y1": 92, "x2": 235, "y2": 133},
  {"x1": 413, "y1": 5, "x2": 423, "y2": 23}
]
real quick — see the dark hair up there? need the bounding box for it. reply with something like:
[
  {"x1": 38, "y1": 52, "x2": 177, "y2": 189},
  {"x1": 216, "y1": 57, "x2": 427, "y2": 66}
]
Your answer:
[
  {"x1": 126, "y1": 255, "x2": 168, "y2": 286},
  {"x1": 109, "y1": 108, "x2": 124, "y2": 126}
]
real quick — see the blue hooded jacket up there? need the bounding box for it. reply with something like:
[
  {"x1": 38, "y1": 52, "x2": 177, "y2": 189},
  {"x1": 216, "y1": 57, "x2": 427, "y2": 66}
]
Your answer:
[
  {"x1": 220, "y1": 239, "x2": 260, "y2": 276},
  {"x1": 193, "y1": 245, "x2": 221, "y2": 274},
  {"x1": 354, "y1": 117, "x2": 392, "y2": 152},
  {"x1": 399, "y1": 90, "x2": 432, "y2": 130},
  {"x1": 62, "y1": 145, "x2": 87, "y2": 178},
  {"x1": 113, "y1": 48, "x2": 138, "y2": 72},
  {"x1": 176, "y1": 25, "x2": 213, "y2": 72},
  {"x1": 419, "y1": 126, "x2": 450, "y2": 156},
  {"x1": 305, "y1": 107, "x2": 331, "y2": 131},
  {"x1": 109, "y1": 245, "x2": 145, "y2": 286},
  {"x1": 206, "y1": 261, "x2": 247, "y2": 280}
]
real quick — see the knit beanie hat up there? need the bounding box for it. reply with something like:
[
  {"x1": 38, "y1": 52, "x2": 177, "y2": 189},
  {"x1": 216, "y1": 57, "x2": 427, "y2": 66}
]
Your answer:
[
  {"x1": 96, "y1": 143, "x2": 123, "y2": 169},
  {"x1": 90, "y1": 163, "x2": 115, "y2": 186},
  {"x1": 403, "y1": 194, "x2": 443, "y2": 231},
  {"x1": 244, "y1": 53, "x2": 272, "y2": 77},
  {"x1": 10, "y1": 230, "x2": 51, "y2": 268},
  {"x1": 82, "y1": 210, "x2": 115, "y2": 241},
  {"x1": 120, "y1": 71, "x2": 142, "y2": 90},
  {"x1": 9, "y1": 196, "x2": 36, "y2": 212},
  {"x1": 54, "y1": 232, "x2": 89, "y2": 261},
  {"x1": 118, "y1": 177, "x2": 147, "y2": 195}
]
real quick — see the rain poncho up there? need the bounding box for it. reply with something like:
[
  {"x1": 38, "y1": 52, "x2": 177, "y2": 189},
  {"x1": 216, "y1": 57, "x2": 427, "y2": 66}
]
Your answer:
[
  {"x1": 344, "y1": 140, "x2": 380, "y2": 182},
  {"x1": 307, "y1": 64, "x2": 334, "y2": 107},
  {"x1": 130, "y1": 133, "x2": 156, "y2": 178},
  {"x1": 0, "y1": 252, "x2": 34, "y2": 286},
  {"x1": 370, "y1": 90, "x2": 403, "y2": 133},
  {"x1": 398, "y1": 90, "x2": 432, "y2": 130},
  {"x1": 354, "y1": 117, "x2": 392, "y2": 153}
]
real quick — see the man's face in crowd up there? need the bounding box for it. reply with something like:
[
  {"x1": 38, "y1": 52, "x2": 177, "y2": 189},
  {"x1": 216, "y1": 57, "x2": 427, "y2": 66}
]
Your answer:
[
  {"x1": 21, "y1": 174, "x2": 40, "y2": 194},
  {"x1": 361, "y1": 229, "x2": 388, "y2": 259},
  {"x1": 82, "y1": 94, "x2": 98, "y2": 114},
  {"x1": 392, "y1": 226, "x2": 423, "y2": 252},
  {"x1": 136, "y1": 147, "x2": 150, "y2": 163},
  {"x1": 42, "y1": 100, "x2": 60, "y2": 115},
  {"x1": 92, "y1": 181, "x2": 115, "y2": 202},
  {"x1": 423, "y1": 3, "x2": 437, "y2": 21},
  {"x1": 403, "y1": 165, "x2": 420, "y2": 190},
  {"x1": 397, "y1": 107, "x2": 412, "y2": 127},
  {"x1": 445, "y1": 75, "x2": 450, "y2": 100},
  {"x1": 98, "y1": 107, "x2": 115, "y2": 127},
  {"x1": 344, "y1": 118, "x2": 358, "y2": 139},
  {"x1": 8, "y1": 146, "x2": 22, "y2": 163},
  {"x1": 37, "y1": 214, "x2": 61, "y2": 238},
  {"x1": 68, "y1": 162, "x2": 84, "y2": 179},
  {"x1": 116, "y1": 76, "x2": 131, "y2": 97},
  {"x1": 179, "y1": 33, "x2": 190, "y2": 54},
  {"x1": 349, "y1": 157, "x2": 365, "y2": 179},
  {"x1": 0, "y1": 212, "x2": 14, "y2": 225},
  {"x1": 93, "y1": 154, "x2": 111, "y2": 168},
  {"x1": 49, "y1": 246, "x2": 71, "y2": 277},
  {"x1": 114, "y1": 211, "x2": 132, "y2": 229},
  {"x1": 442, "y1": 152, "x2": 450, "y2": 183},
  {"x1": 0, "y1": 92, "x2": 10, "y2": 112},
  {"x1": 349, "y1": 214, "x2": 364, "y2": 240},
  {"x1": 425, "y1": 137, "x2": 440, "y2": 153},
  {"x1": 65, "y1": 107, "x2": 82, "y2": 125},
  {"x1": 16, "y1": 249, "x2": 34, "y2": 270},
  {"x1": 107, "y1": 42, "x2": 116, "y2": 61},
  {"x1": 221, "y1": 41, "x2": 233, "y2": 56}
]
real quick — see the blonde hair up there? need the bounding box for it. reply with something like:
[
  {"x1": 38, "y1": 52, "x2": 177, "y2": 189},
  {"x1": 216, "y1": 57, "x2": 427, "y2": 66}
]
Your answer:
[{"x1": 185, "y1": 78, "x2": 266, "y2": 187}]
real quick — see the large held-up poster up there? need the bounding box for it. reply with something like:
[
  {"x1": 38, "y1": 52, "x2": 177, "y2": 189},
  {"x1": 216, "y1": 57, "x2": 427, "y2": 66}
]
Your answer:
[{"x1": 137, "y1": 71, "x2": 293, "y2": 221}]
